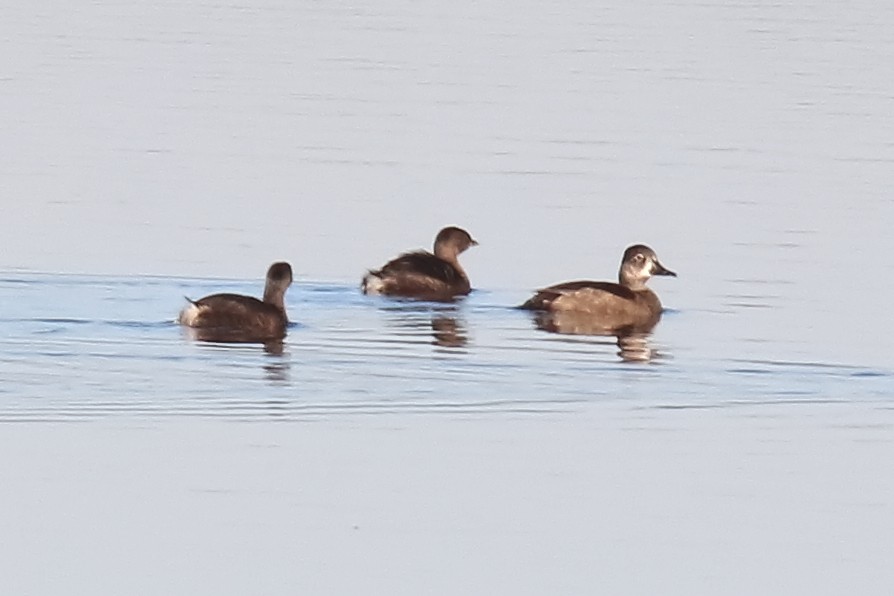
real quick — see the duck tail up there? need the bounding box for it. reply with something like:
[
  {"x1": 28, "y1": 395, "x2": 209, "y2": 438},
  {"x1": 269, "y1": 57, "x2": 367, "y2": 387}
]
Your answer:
[{"x1": 361, "y1": 271, "x2": 385, "y2": 295}]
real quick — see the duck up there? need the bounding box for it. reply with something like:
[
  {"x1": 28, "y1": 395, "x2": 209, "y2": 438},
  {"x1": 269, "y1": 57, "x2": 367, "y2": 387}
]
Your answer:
[
  {"x1": 178, "y1": 261, "x2": 293, "y2": 342},
  {"x1": 521, "y1": 244, "x2": 675, "y2": 333},
  {"x1": 362, "y1": 226, "x2": 478, "y2": 301}
]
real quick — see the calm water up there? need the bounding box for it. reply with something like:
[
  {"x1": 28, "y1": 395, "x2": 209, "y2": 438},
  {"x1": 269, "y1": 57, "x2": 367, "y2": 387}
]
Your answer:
[
  {"x1": 1, "y1": 273, "x2": 891, "y2": 420},
  {"x1": 2, "y1": 0, "x2": 894, "y2": 593}
]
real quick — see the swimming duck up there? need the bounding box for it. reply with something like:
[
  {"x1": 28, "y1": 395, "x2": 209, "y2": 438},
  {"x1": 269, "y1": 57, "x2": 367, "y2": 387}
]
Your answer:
[
  {"x1": 362, "y1": 226, "x2": 478, "y2": 301},
  {"x1": 178, "y1": 262, "x2": 293, "y2": 342},
  {"x1": 521, "y1": 244, "x2": 675, "y2": 333}
]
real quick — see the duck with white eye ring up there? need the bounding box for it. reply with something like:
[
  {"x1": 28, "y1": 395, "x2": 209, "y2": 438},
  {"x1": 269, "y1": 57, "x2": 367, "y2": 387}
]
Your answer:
[{"x1": 521, "y1": 245, "x2": 676, "y2": 334}]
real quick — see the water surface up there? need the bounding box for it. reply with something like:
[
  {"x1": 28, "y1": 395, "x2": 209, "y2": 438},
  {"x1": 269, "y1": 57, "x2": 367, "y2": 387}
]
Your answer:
[
  {"x1": 4, "y1": 273, "x2": 890, "y2": 421},
  {"x1": 2, "y1": 0, "x2": 894, "y2": 593}
]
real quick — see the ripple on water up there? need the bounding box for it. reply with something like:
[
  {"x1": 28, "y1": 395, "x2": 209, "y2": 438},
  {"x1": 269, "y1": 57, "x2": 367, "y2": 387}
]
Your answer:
[{"x1": 0, "y1": 274, "x2": 892, "y2": 421}]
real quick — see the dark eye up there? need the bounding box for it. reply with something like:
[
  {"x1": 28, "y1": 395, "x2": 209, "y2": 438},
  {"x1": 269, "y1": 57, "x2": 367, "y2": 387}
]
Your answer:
[{"x1": 633, "y1": 254, "x2": 644, "y2": 262}]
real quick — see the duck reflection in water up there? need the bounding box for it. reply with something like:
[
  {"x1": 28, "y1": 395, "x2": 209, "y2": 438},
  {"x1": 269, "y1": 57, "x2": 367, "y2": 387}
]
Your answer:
[
  {"x1": 182, "y1": 335, "x2": 292, "y2": 384},
  {"x1": 378, "y1": 303, "x2": 469, "y2": 349},
  {"x1": 260, "y1": 340, "x2": 291, "y2": 384},
  {"x1": 533, "y1": 311, "x2": 657, "y2": 362},
  {"x1": 431, "y1": 314, "x2": 468, "y2": 348}
]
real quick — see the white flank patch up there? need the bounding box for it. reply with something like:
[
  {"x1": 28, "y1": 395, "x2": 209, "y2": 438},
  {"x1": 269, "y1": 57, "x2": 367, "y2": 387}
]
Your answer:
[
  {"x1": 362, "y1": 273, "x2": 385, "y2": 295},
  {"x1": 177, "y1": 303, "x2": 204, "y2": 326}
]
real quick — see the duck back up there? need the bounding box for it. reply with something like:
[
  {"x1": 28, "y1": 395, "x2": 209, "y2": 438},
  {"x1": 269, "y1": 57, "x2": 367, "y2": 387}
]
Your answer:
[
  {"x1": 522, "y1": 281, "x2": 635, "y2": 310},
  {"x1": 179, "y1": 293, "x2": 288, "y2": 341},
  {"x1": 363, "y1": 251, "x2": 470, "y2": 300},
  {"x1": 522, "y1": 281, "x2": 661, "y2": 331}
]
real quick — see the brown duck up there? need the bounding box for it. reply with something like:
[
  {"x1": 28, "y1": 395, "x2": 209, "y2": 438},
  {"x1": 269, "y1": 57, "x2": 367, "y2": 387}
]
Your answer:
[
  {"x1": 178, "y1": 262, "x2": 293, "y2": 342},
  {"x1": 521, "y1": 244, "x2": 675, "y2": 333},
  {"x1": 362, "y1": 226, "x2": 478, "y2": 301}
]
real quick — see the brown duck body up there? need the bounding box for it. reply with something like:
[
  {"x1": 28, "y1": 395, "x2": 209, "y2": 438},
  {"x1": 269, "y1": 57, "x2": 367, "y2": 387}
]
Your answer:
[
  {"x1": 363, "y1": 251, "x2": 471, "y2": 301},
  {"x1": 521, "y1": 245, "x2": 675, "y2": 334},
  {"x1": 362, "y1": 226, "x2": 477, "y2": 301},
  {"x1": 180, "y1": 294, "x2": 288, "y2": 341},
  {"x1": 523, "y1": 281, "x2": 663, "y2": 333},
  {"x1": 179, "y1": 262, "x2": 293, "y2": 342}
]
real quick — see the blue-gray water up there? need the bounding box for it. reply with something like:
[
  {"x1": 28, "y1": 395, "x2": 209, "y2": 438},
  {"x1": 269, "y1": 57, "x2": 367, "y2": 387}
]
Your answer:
[
  {"x1": 2, "y1": 273, "x2": 891, "y2": 419},
  {"x1": 3, "y1": 0, "x2": 894, "y2": 593},
  {"x1": 3, "y1": 273, "x2": 893, "y2": 594}
]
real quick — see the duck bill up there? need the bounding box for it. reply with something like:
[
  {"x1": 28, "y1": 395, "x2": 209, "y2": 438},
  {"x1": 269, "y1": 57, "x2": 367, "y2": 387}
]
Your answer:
[{"x1": 652, "y1": 261, "x2": 676, "y2": 277}]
